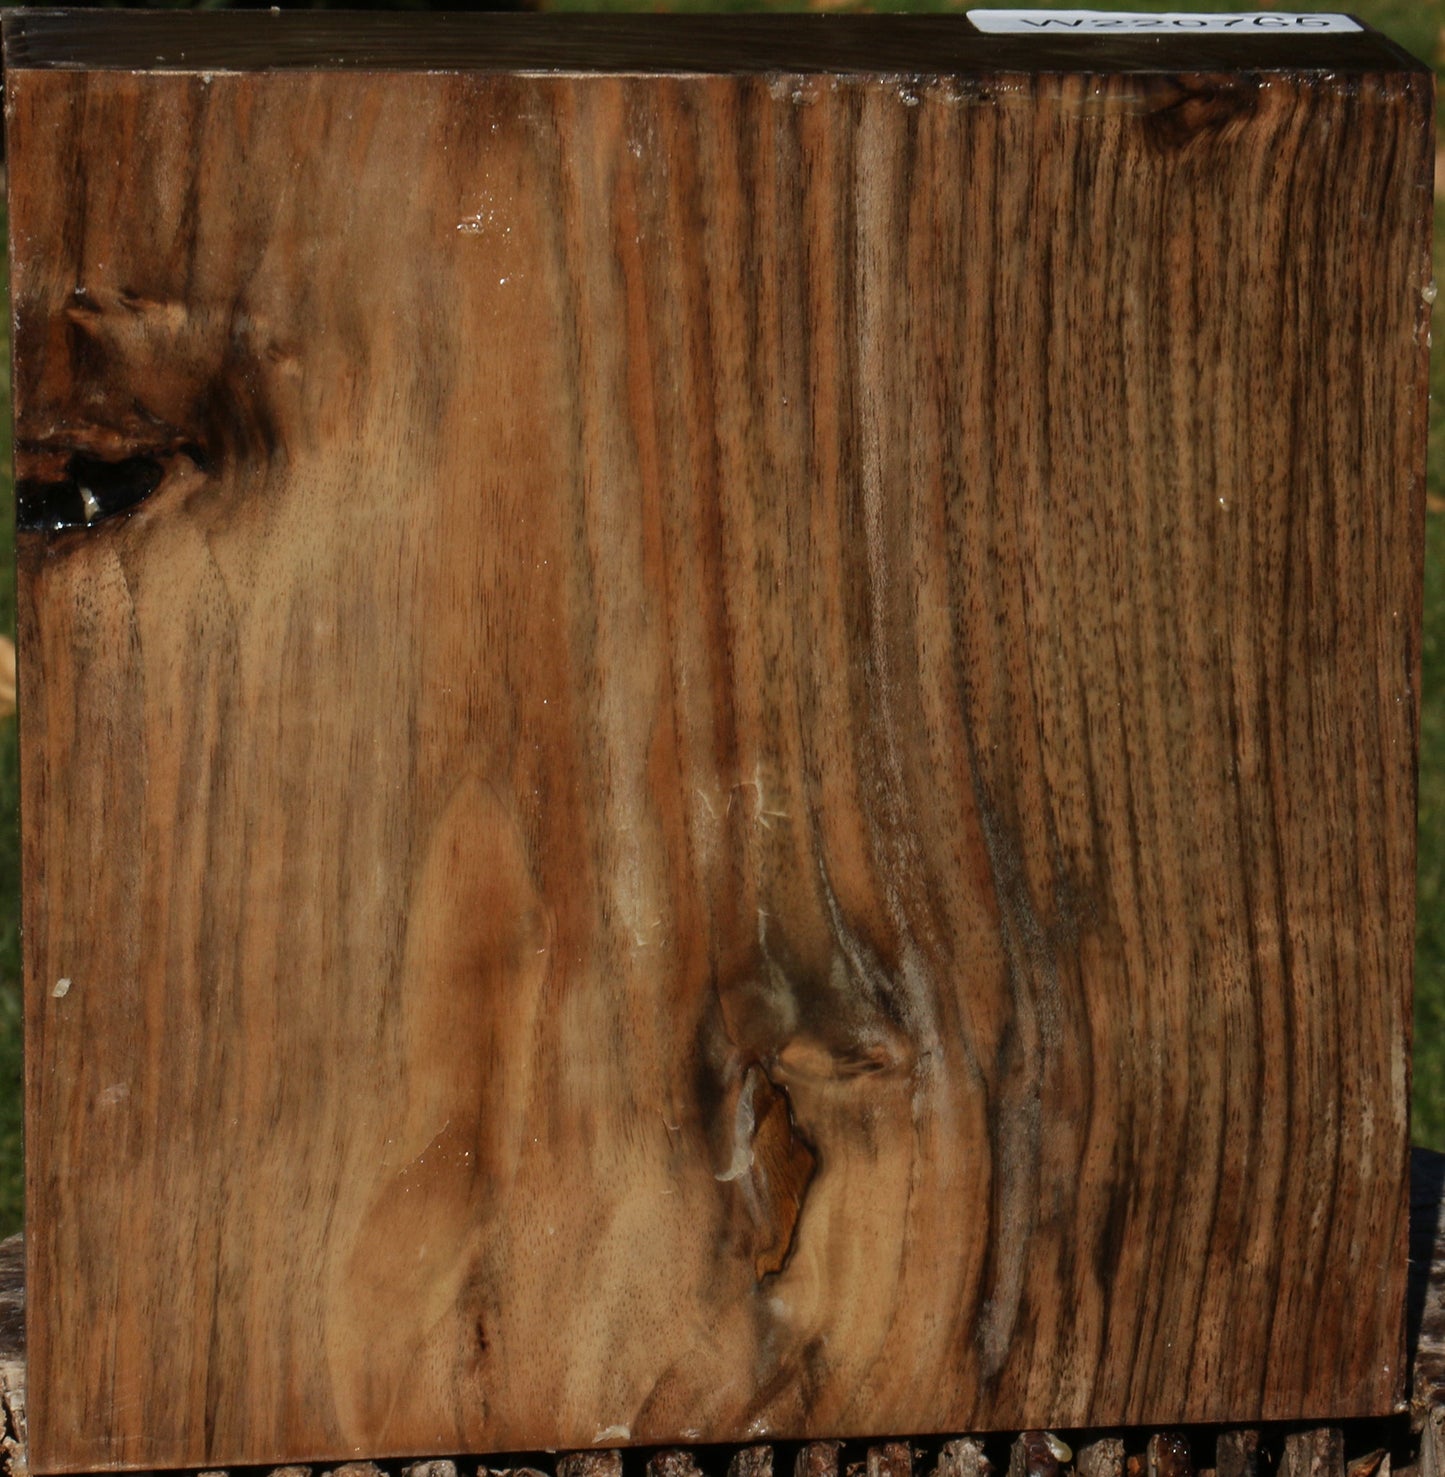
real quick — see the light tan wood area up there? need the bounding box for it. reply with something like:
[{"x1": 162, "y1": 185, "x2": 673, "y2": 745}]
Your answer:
[{"x1": 5, "y1": 20, "x2": 1432, "y2": 1472}]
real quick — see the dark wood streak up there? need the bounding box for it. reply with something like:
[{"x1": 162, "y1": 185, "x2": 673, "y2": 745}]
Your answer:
[
  {"x1": 0, "y1": 10, "x2": 1424, "y2": 77},
  {"x1": 4, "y1": 20, "x2": 1430, "y2": 1476}
]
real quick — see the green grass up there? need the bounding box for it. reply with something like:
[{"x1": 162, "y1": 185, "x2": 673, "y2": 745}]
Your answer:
[{"x1": 0, "y1": 3, "x2": 1438, "y2": 1233}]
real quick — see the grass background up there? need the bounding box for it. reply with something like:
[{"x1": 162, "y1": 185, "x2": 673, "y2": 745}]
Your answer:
[{"x1": 0, "y1": 0, "x2": 1436, "y2": 1236}]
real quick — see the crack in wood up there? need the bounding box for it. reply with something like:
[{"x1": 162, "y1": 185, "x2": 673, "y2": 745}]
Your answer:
[
  {"x1": 731, "y1": 1064, "x2": 817, "y2": 1281},
  {"x1": 16, "y1": 449, "x2": 168, "y2": 531}
]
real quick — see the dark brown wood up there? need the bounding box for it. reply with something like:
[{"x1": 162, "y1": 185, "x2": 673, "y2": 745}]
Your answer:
[
  {"x1": 937, "y1": 1443, "x2": 993, "y2": 1477},
  {"x1": 648, "y1": 1455, "x2": 704, "y2": 1477},
  {"x1": 730, "y1": 1449, "x2": 774, "y2": 1477},
  {"x1": 1011, "y1": 1436, "x2": 1067, "y2": 1477},
  {"x1": 1280, "y1": 1432, "x2": 1345, "y2": 1477},
  {"x1": 0, "y1": 10, "x2": 1421, "y2": 77},
  {"x1": 561, "y1": 1456, "x2": 622, "y2": 1477},
  {"x1": 1214, "y1": 1433, "x2": 1258, "y2": 1477},
  {"x1": 1077, "y1": 1443, "x2": 1123, "y2": 1477},
  {"x1": 5, "y1": 11, "x2": 1430, "y2": 1473},
  {"x1": 797, "y1": 1446, "x2": 843, "y2": 1477},
  {"x1": 1149, "y1": 1438, "x2": 1192, "y2": 1477},
  {"x1": 869, "y1": 1447, "x2": 916, "y2": 1477},
  {"x1": 1421, "y1": 1412, "x2": 1444, "y2": 1477}
]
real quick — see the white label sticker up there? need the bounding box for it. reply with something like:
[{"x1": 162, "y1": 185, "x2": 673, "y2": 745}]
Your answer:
[{"x1": 967, "y1": 10, "x2": 1362, "y2": 34}]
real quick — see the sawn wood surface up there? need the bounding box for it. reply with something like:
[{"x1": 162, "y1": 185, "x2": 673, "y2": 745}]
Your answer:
[{"x1": 3, "y1": 16, "x2": 1433, "y2": 1472}]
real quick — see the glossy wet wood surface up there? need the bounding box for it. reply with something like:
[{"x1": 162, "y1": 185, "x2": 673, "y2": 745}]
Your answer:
[{"x1": 4, "y1": 21, "x2": 1432, "y2": 1473}]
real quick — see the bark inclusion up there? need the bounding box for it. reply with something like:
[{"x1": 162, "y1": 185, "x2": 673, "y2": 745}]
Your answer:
[{"x1": 723, "y1": 1062, "x2": 817, "y2": 1280}]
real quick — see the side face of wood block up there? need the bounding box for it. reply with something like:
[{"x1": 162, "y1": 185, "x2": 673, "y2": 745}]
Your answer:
[{"x1": 5, "y1": 17, "x2": 1431, "y2": 1471}]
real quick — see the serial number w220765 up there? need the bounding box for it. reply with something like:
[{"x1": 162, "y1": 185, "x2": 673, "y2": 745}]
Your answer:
[{"x1": 966, "y1": 10, "x2": 1362, "y2": 34}]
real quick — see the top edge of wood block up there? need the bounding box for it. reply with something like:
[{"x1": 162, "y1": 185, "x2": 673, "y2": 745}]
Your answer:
[{"x1": 0, "y1": 9, "x2": 1430, "y2": 78}]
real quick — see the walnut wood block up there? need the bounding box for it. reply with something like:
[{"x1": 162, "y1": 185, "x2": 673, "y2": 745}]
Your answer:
[{"x1": 4, "y1": 11, "x2": 1431, "y2": 1473}]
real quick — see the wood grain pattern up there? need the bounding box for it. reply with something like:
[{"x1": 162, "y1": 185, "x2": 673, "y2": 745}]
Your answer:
[
  {"x1": 4, "y1": 18, "x2": 1431, "y2": 1472},
  {"x1": 4, "y1": 1153, "x2": 1445, "y2": 1477}
]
